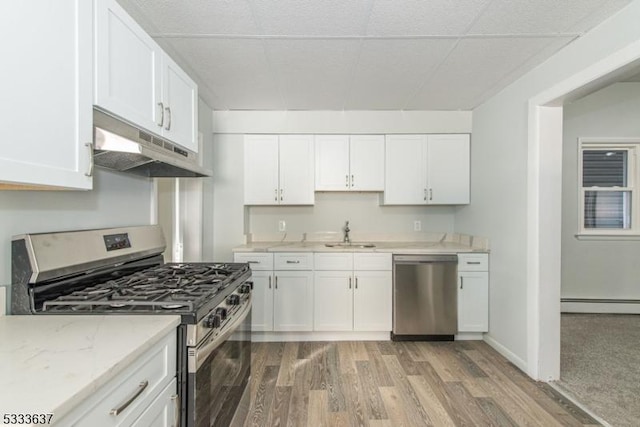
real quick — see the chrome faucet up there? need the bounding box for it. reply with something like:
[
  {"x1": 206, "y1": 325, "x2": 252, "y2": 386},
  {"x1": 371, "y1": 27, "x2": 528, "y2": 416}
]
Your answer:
[{"x1": 343, "y1": 221, "x2": 351, "y2": 244}]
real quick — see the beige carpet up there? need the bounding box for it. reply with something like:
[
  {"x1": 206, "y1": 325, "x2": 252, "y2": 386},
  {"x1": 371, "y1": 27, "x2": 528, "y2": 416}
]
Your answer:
[{"x1": 558, "y1": 313, "x2": 640, "y2": 427}]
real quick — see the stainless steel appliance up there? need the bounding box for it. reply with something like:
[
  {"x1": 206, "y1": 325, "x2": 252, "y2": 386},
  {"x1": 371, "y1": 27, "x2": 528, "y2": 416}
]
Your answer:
[
  {"x1": 93, "y1": 109, "x2": 212, "y2": 177},
  {"x1": 11, "y1": 225, "x2": 251, "y2": 427},
  {"x1": 392, "y1": 254, "x2": 458, "y2": 341}
]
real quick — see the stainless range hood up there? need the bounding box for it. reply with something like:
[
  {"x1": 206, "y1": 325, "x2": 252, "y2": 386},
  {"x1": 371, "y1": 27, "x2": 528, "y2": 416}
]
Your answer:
[{"x1": 93, "y1": 109, "x2": 211, "y2": 178}]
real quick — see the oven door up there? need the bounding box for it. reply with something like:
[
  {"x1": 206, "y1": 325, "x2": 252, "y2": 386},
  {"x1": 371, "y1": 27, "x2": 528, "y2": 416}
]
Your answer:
[{"x1": 187, "y1": 300, "x2": 251, "y2": 427}]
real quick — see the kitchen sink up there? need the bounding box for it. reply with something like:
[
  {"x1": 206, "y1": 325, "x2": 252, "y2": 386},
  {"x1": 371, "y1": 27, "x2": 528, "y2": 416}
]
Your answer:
[{"x1": 324, "y1": 243, "x2": 376, "y2": 248}]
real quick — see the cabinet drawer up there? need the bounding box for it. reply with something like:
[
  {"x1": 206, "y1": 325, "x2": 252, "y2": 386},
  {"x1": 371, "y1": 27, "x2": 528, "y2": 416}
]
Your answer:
[
  {"x1": 314, "y1": 253, "x2": 353, "y2": 270},
  {"x1": 353, "y1": 253, "x2": 392, "y2": 271},
  {"x1": 274, "y1": 253, "x2": 314, "y2": 270},
  {"x1": 458, "y1": 253, "x2": 489, "y2": 271},
  {"x1": 61, "y1": 330, "x2": 176, "y2": 426},
  {"x1": 234, "y1": 252, "x2": 274, "y2": 271}
]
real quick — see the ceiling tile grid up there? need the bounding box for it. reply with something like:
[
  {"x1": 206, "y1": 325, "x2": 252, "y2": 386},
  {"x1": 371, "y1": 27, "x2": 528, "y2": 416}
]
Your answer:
[{"x1": 116, "y1": 0, "x2": 633, "y2": 111}]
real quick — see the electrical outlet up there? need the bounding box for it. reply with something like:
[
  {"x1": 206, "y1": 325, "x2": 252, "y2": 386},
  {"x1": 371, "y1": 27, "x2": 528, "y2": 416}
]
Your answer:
[
  {"x1": 413, "y1": 220, "x2": 422, "y2": 232},
  {"x1": 278, "y1": 220, "x2": 286, "y2": 232}
]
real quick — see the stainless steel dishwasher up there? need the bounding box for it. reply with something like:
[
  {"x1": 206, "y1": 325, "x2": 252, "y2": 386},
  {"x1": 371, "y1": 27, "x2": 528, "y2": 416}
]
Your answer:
[{"x1": 392, "y1": 254, "x2": 458, "y2": 341}]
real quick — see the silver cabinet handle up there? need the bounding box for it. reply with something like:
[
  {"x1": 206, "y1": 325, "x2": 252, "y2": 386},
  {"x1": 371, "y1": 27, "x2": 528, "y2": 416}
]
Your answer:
[
  {"x1": 171, "y1": 394, "x2": 180, "y2": 427},
  {"x1": 280, "y1": 188, "x2": 283, "y2": 201},
  {"x1": 423, "y1": 188, "x2": 427, "y2": 201},
  {"x1": 275, "y1": 189, "x2": 278, "y2": 201},
  {"x1": 355, "y1": 277, "x2": 358, "y2": 289},
  {"x1": 351, "y1": 175, "x2": 354, "y2": 187},
  {"x1": 460, "y1": 277, "x2": 464, "y2": 289},
  {"x1": 345, "y1": 175, "x2": 349, "y2": 188},
  {"x1": 268, "y1": 276, "x2": 272, "y2": 289},
  {"x1": 349, "y1": 276, "x2": 352, "y2": 289},
  {"x1": 275, "y1": 276, "x2": 278, "y2": 289},
  {"x1": 110, "y1": 380, "x2": 149, "y2": 416},
  {"x1": 286, "y1": 260, "x2": 300, "y2": 264},
  {"x1": 429, "y1": 188, "x2": 433, "y2": 201},
  {"x1": 467, "y1": 261, "x2": 481, "y2": 265},
  {"x1": 164, "y1": 107, "x2": 172, "y2": 130},
  {"x1": 157, "y1": 102, "x2": 164, "y2": 127},
  {"x1": 85, "y1": 142, "x2": 94, "y2": 177},
  {"x1": 247, "y1": 261, "x2": 259, "y2": 264}
]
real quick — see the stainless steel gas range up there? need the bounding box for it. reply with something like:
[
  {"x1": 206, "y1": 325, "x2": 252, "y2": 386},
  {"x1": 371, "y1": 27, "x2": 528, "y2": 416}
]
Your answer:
[{"x1": 10, "y1": 225, "x2": 252, "y2": 427}]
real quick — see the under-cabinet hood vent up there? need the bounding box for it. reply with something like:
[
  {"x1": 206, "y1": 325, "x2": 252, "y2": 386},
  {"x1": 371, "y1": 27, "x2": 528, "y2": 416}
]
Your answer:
[{"x1": 92, "y1": 109, "x2": 211, "y2": 178}]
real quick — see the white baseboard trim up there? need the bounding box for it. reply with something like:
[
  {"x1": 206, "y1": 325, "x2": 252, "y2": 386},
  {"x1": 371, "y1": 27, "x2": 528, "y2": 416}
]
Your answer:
[
  {"x1": 455, "y1": 332, "x2": 484, "y2": 341},
  {"x1": 483, "y1": 334, "x2": 528, "y2": 373},
  {"x1": 561, "y1": 301, "x2": 640, "y2": 314},
  {"x1": 252, "y1": 331, "x2": 390, "y2": 342}
]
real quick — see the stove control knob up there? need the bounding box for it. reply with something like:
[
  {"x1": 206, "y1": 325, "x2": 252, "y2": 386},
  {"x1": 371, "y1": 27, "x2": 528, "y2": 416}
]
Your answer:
[
  {"x1": 203, "y1": 314, "x2": 221, "y2": 329},
  {"x1": 239, "y1": 284, "x2": 252, "y2": 294},
  {"x1": 215, "y1": 307, "x2": 228, "y2": 320},
  {"x1": 227, "y1": 295, "x2": 240, "y2": 306}
]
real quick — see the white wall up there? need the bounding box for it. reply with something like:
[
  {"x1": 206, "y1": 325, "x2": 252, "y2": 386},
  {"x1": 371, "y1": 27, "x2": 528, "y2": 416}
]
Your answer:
[
  {"x1": 210, "y1": 110, "x2": 472, "y2": 261},
  {"x1": 562, "y1": 82, "x2": 640, "y2": 300},
  {"x1": 455, "y1": 0, "x2": 640, "y2": 372},
  {"x1": 1, "y1": 169, "x2": 152, "y2": 291}
]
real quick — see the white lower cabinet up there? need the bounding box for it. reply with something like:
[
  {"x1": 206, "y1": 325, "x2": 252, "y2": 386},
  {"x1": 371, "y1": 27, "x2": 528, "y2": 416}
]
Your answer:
[
  {"x1": 131, "y1": 379, "x2": 178, "y2": 427},
  {"x1": 457, "y1": 254, "x2": 489, "y2": 333},
  {"x1": 314, "y1": 271, "x2": 353, "y2": 330},
  {"x1": 273, "y1": 271, "x2": 314, "y2": 331},
  {"x1": 58, "y1": 330, "x2": 177, "y2": 426},
  {"x1": 353, "y1": 271, "x2": 392, "y2": 331},
  {"x1": 250, "y1": 270, "x2": 275, "y2": 332},
  {"x1": 313, "y1": 253, "x2": 392, "y2": 332}
]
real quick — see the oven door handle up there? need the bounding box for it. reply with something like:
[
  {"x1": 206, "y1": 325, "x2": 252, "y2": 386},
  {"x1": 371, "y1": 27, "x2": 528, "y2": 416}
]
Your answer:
[{"x1": 191, "y1": 296, "x2": 251, "y2": 372}]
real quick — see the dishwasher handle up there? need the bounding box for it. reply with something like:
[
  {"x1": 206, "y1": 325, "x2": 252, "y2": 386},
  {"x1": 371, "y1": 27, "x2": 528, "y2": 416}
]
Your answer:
[{"x1": 393, "y1": 254, "x2": 458, "y2": 263}]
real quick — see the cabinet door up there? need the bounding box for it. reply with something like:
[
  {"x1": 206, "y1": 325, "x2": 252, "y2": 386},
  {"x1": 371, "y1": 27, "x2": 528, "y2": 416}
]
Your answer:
[
  {"x1": 95, "y1": 0, "x2": 162, "y2": 136},
  {"x1": 383, "y1": 135, "x2": 426, "y2": 204},
  {"x1": 250, "y1": 271, "x2": 274, "y2": 332},
  {"x1": 313, "y1": 272, "x2": 353, "y2": 331},
  {"x1": 244, "y1": 135, "x2": 279, "y2": 205},
  {"x1": 350, "y1": 135, "x2": 385, "y2": 191},
  {"x1": 353, "y1": 271, "x2": 392, "y2": 331},
  {"x1": 162, "y1": 54, "x2": 198, "y2": 153},
  {"x1": 131, "y1": 379, "x2": 178, "y2": 427},
  {"x1": 427, "y1": 134, "x2": 470, "y2": 204},
  {"x1": 458, "y1": 272, "x2": 489, "y2": 332},
  {"x1": 279, "y1": 135, "x2": 315, "y2": 205},
  {"x1": 315, "y1": 135, "x2": 350, "y2": 191},
  {"x1": 0, "y1": 0, "x2": 93, "y2": 189},
  {"x1": 273, "y1": 271, "x2": 313, "y2": 331}
]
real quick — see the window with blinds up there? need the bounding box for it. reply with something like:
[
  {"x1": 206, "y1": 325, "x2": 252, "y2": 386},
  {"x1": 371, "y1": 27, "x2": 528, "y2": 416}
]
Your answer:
[{"x1": 579, "y1": 140, "x2": 638, "y2": 234}]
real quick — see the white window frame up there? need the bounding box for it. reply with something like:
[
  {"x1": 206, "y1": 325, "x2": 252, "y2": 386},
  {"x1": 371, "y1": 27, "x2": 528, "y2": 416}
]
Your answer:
[{"x1": 578, "y1": 137, "x2": 640, "y2": 238}]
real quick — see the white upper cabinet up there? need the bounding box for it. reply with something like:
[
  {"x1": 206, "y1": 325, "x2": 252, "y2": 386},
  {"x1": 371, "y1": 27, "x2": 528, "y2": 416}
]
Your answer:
[
  {"x1": 244, "y1": 135, "x2": 314, "y2": 205},
  {"x1": 427, "y1": 135, "x2": 470, "y2": 204},
  {"x1": 349, "y1": 135, "x2": 385, "y2": 191},
  {"x1": 0, "y1": 1, "x2": 93, "y2": 189},
  {"x1": 315, "y1": 135, "x2": 384, "y2": 191},
  {"x1": 161, "y1": 55, "x2": 198, "y2": 152},
  {"x1": 94, "y1": 0, "x2": 161, "y2": 134},
  {"x1": 95, "y1": 0, "x2": 198, "y2": 153},
  {"x1": 384, "y1": 134, "x2": 470, "y2": 205},
  {"x1": 315, "y1": 135, "x2": 350, "y2": 190}
]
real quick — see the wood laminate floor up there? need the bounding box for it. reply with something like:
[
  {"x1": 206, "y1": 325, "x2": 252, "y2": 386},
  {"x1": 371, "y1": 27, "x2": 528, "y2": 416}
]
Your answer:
[{"x1": 244, "y1": 340, "x2": 600, "y2": 427}]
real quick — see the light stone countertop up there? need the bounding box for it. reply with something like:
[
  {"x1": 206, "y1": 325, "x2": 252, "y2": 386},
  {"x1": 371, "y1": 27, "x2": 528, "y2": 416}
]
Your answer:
[
  {"x1": 233, "y1": 240, "x2": 487, "y2": 254},
  {"x1": 0, "y1": 315, "x2": 180, "y2": 421}
]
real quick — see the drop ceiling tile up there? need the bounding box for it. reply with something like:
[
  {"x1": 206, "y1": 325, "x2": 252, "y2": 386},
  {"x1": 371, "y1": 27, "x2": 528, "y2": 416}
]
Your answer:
[
  {"x1": 165, "y1": 39, "x2": 283, "y2": 110},
  {"x1": 566, "y1": 0, "x2": 632, "y2": 33},
  {"x1": 124, "y1": 0, "x2": 259, "y2": 35},
  {"x1": 406, "y1": 37, "x2": 570, "y2": 110},
  {"x1": 265, "y1": 39, "x2": 361, "y2": 109},
  {"x1": 367, "y1": 0, "x2": 490, "y2": 36},
  {"x1": 249, "y1": 0, "x2": 372, "y2": 36},
  {"x1": 468, "y1": 0, "x2": 616, "y2": 35},
  {"x1": 345, "y1": 39, "x2": 456, "y2": 109}
]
